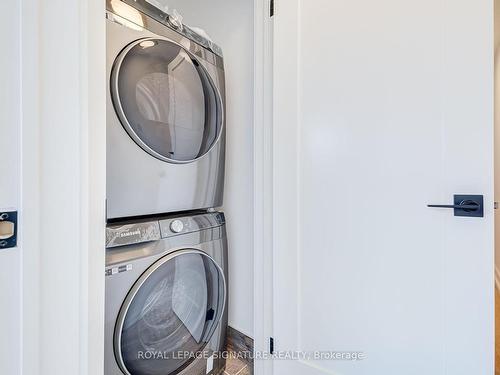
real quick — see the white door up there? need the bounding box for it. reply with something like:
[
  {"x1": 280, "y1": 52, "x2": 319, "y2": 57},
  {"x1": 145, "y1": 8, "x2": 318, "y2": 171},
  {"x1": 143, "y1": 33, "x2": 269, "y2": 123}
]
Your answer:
[{"x1": 272, "y1": 1, "x2": 494, "y2": 375}]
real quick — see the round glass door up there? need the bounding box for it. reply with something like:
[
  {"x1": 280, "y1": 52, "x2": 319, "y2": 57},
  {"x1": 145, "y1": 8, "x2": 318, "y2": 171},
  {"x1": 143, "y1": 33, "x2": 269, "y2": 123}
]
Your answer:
[
  {"x1": 111, "y1": 38, "x2": 223, "y2": 163},
  {"x1": 115, "y1": 250, "x2": 226, "y2": 375}
]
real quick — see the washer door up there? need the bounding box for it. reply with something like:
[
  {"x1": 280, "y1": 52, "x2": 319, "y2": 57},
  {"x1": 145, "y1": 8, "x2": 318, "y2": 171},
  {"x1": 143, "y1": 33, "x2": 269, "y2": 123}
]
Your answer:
[
  {"x1": 111, "y1": 38, "x2": 223, "y2": 163},
  {"x1": 115, "y1": 250, "x2": 226, "y2": 375}
]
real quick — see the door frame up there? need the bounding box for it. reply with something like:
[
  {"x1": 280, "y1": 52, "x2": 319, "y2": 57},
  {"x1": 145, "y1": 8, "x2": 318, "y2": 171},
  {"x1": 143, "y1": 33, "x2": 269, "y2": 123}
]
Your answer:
[
  {"x1": 19, "y1": 0, "x2": 275, "y2": 373},
  {"x1": 19, "y1": 0, "x2": 275, "y2": 374},
  {"x1": 21, "y1": 0, "x2": 106, "y2": 373},
  {"x1": 253, "y1": 0, "x2": 275, "y2": 374}
]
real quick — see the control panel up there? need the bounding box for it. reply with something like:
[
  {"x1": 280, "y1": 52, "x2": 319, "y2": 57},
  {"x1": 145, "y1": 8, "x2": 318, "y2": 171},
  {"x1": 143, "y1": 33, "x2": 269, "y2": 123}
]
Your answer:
[
  {"x1": 159, "y1": 212, "x2": 225, "y2": 238},
  {"x1": 106, "y1": 221, "x2": 161, "y2": 249},
  {"x1": 106, "y1": 212, "x2": 225, "y2": 248}
]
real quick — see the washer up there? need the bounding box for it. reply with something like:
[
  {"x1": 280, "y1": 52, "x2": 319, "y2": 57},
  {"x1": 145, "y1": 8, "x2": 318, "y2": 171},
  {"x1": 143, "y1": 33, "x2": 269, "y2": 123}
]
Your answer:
[
  {"x1": 105, "y1": 212, "x2": 228, "y2": 375},
  {"x1": 106, "y1": 0, "x2": 226, "y2": 220}
]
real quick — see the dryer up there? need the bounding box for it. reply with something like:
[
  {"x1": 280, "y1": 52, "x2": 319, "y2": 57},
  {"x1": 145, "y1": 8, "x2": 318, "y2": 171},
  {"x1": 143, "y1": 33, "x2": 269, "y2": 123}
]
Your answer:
[
  {"x1": 106, "y1": 0, "x2": 226, "y2": 220},
  {"x1": 105, "y1": 211, "x2": 228, "y2": 375}
]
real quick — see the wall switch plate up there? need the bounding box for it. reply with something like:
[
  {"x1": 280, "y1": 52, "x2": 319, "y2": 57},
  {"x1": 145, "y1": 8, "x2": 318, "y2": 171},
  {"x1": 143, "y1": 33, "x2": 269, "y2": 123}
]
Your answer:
[{"x1": 0, "y1": 211, "x2": 17, "y2": 249}]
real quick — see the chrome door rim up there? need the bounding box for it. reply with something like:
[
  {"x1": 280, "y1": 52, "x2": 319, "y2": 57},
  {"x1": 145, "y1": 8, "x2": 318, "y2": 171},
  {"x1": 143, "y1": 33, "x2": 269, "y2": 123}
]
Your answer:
[
  {"x1": 110, "y1": 37, "x2": 225, "y2": 165},
  {"x1": 114, "y1": 249, "x2": 227, "y2": 375}
]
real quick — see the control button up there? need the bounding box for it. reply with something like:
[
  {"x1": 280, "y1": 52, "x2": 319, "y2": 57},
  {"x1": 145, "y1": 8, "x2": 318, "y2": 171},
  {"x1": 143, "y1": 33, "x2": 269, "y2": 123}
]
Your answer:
[{"x1": 170, "y1": 220, "x2": 184, "y2": 233}]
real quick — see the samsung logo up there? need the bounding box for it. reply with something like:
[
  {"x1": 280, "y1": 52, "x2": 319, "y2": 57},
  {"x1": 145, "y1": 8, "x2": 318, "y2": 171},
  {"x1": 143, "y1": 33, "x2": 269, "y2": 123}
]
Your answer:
[{"x1": 119, "y1": 229, "x2": 141, "y2": 238}]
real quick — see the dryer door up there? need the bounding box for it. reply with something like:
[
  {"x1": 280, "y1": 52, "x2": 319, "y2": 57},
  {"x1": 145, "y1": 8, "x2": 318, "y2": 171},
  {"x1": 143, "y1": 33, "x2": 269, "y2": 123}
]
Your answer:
[
  {"x1": 111, "y1": 38, "x2": 223, "y2": 164},
  {"x1": 115, "y1": 250, "x2": 226, "y2": 375}
]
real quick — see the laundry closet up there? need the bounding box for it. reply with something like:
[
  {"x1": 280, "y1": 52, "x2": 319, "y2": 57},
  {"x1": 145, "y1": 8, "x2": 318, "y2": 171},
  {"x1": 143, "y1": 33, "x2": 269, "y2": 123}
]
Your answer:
[{"x1": 103, "y1": 0, "x2": 255, "y2": 374}]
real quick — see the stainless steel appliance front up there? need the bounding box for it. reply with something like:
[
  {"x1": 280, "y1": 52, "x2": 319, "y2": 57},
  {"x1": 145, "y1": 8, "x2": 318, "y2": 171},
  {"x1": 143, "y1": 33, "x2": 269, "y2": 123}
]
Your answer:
[
  {"x1": 106, "y1": 0, "x2": 226, "y2": 219},
  {"x1": 104, "y1": 212, "x2": 228, "y2": 375}
]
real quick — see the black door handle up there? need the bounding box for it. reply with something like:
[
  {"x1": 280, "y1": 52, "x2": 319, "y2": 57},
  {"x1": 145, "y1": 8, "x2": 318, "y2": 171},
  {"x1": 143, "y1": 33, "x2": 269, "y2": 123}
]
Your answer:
[
  {"x1": 427, "y1": 202, "x2": 479, "y2": 211},
  {"x1": 427, "y1": 195, "x2": 483, "y2": 217}
]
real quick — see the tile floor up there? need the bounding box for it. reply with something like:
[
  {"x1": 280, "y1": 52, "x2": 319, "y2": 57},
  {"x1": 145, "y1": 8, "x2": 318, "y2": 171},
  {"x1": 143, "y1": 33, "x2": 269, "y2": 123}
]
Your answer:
[
  {"x1": 222, "y1": 327, "x2": 253, "y2": 375},
  {"x1": 223, "y1": 353, "x2": 252, "y2": 375}
]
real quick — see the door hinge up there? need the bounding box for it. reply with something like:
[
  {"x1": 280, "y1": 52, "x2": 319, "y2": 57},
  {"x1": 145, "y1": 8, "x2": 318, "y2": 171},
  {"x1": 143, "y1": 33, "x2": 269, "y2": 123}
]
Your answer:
[
  {"x1": 270, "y1": 0, "x2": 275, "y2": 17},
  {"x1": 269, "y1": 337, "x2": 275, "y2": 354}
]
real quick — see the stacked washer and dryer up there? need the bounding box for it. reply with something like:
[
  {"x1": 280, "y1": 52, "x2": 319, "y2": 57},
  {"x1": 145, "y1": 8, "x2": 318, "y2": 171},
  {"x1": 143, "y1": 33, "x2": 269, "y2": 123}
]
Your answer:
[{"x1": 104, "y1": 1, "x2": 228, "y2": 374}]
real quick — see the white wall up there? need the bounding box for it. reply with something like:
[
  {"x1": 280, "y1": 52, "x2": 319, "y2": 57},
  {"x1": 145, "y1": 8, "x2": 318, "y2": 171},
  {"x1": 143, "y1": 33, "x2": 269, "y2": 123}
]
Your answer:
[
  {"x1": 0, "y1": 0, "x2": 21, "y2": 374},
  {"x1": 159, "y1": 0, "x2": 255, "y2": 337},
  {"x1": 495, "y1": 0, "x2": 500, "y2": 285}
]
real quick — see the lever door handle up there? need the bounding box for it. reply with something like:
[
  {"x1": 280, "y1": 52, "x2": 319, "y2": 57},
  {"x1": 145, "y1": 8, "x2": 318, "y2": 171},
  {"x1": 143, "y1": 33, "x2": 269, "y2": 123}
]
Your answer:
[
  {"x1": 427, "y1": 195, "x2": 483, "y2": 217},
  {"x1": 427, "y1": 203, "x2": 479, "y2": 211}
]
